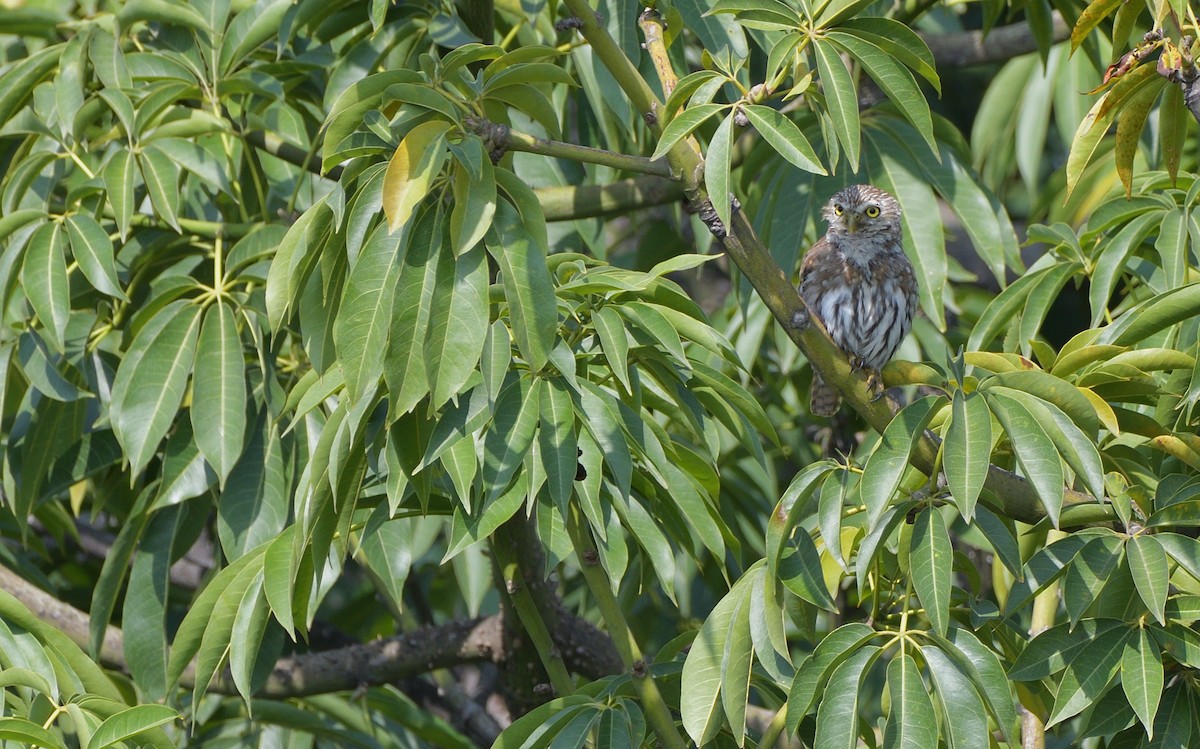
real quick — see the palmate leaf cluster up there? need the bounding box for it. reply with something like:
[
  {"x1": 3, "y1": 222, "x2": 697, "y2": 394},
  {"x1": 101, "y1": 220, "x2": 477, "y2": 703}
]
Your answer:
[{"x1": 1, "y1": 0, "x2": 1200, "y2": 747}]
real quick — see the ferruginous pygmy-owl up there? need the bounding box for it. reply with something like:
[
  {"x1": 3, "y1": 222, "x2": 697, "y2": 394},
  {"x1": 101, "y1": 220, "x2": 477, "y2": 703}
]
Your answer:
[{"x1": 799, "y1": 184, "x2": 918, "y2": 417}]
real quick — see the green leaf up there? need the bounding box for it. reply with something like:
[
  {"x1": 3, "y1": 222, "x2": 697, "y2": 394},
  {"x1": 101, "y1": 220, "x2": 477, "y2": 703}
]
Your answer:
[
  {"x1": 382, "y1": 119, "x2": 452, "y2": 232},
  {"x1": 814, "y1": 645, "x2": 879, "y2": 748},
  {"x1": 493, "y1": 697, "x2": 596, "y2": 748},
  {"x1": 985, "y1": 386, "x2": 1105, "y2": 502},
  {"x1": 335, "y1": 221, "x2": 409, "y2": 401},
  {"x1": 1004, "y1": 534, "x2": 1091, "y2": 614},
  {"x1": 0, "y1": 44, "x2": 61, "y2": 128},
  {"x1": 881, "y1": 122, "x2": 1011, "y2": 286},
  {"x1": 592, "y1": 306, "x2": 631, "y2": 392},
  {"x1": 102, "y1": 150, "x2": 137, "y2": 242},
  {"x1": 65, "y1": 213, "x2": 126, "y2": 300},
  {"x1": 122, "y1": 505, "x2": 182, "y2": 700},
  {"x1": 839, "y1": 19, "x2": 939, "y2": 92},
  {"x1": 1009, "y1": 619, "x2": 1127, "y2": 680},
  {"x1": 818, "y1": 469, "x2": 850, "y2": 571},
  {"x1": 20, "y1": 222, "x2": 70, "y2": 352},
  {"x1": 910, "y1": 506, "x2": 952, "y2": 636},
  {"x1": 1062, "y1": 536, "x2": 1124, "y2": 627},
  {"x1": 705, "y1": 112, "x2": 735, "y2": 233},
  {"x1": 228, "y1": 575, "x2": 272, "y2": 701},
  {"x1": 860, "y1": 396, "x2": 941, "y2": 530},
  {"x1": 484, "y1": 200, "x2": 557, "y2": 372},
  {"x1": 0, "y1": 208, "x2": 43, "y2": 243},
  {"x1": 1122, "y1": 626, "x2": 1163, "y2": 738},
  {"x1": 110, "y1": 300, "x2": 202, "y2": 477},
  {"x1": 383, "y1": 82, "x2": 462, "y2": 122},
  {"x1": 663, "y1": 70, "x2": 724, "y2": 118},
  {"x1": 1128, "y1": 534, "x2": 1169, "y2": 625},
  {"x1": 827, "y1": 31, "x2": 935, "y2": 155},
  {"x1": 945, "y1": 390, "x2": 991, "y2": 521},
  {"x1": 539, "y1": 377, "x2": 577, "y2": 508},
  {"x1": 741, "y1": 105, "x2": 826, "y2": 174},
  {"x1": 1071, "y1": 0, "x2": 1124, "y2": 51},
  {"x1": 779, "y1": 530, "x2": 836, "y2": 610},
  {"x1": 265, "y1": 200, "x2": 333, "y2": 330},
  {"x1": 788, "y1": 623, "x2": 876, "y2": 731},
  {"x1": 921, "y1": 644, "x2": 989, "y2": 749},
  {"x1": 86, "y1": 705, "x2": 177, "y2": 749},
  {"x1": 218, "y1": 413, "x2": 287, "y2": 559},
  {"x1": 720, "y1": 576, "x2": 756, "y2": 745},
  {"x1": 118, "y1": 0, "x2": 209, "y2": 35},
  {"x1": 187, "y1": 559, "x2": 267, "y2": 704},
  {"x1": 449, "y1": 145, "x2": 497, "y2": 255},
  {"x1": 138, "y1": 147, "x2": 181, "y2": 232},
  {"x1": 494, "y1": 167, "x2": 549, "y2": 251},
  {"x1": 1046, "y1": 625, "x2": 1128, "y2": 727},
  {"x1": 383, "y1": 206, "x2": 446, "y2": 416},
  {"x1": 482, "y1": 377, "x2": 540, "y2": 502},
  {"x1": 883, "y1": 654, "x2": 938, "y2": 749},
  {"x1": 191, "y1": 301, "x2": 246, "y2": 485},
  {"x1": 1101, "y1": 282, "x2": 1200, "y2": 347},
  {"x1": 982, "y1": 369, "x2": 1100, "y2": 436},
  {"x1": 812, "y1": 39, "x2": 860, "y2": 171},
  {"x1": 219, "y1": 0, "x2": 290, "y2": 73},
  {"x1": 0, "y1": 718, "x2": 66, "y2": 749},
  {"x1": 985, "y1": 391, "x2": 1064, "y2": 527},
  {"x1": 426, "y1": 244, "x2": 489, "y2": 408},
  {"x1": 941, "y1": 628, "x2": 1017, "y2": 744}
]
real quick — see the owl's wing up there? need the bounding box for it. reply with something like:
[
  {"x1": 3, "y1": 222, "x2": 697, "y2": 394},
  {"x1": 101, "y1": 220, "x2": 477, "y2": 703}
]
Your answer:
[{"x1": 798, "y1": 236, "x2": 832, "y2": 289}]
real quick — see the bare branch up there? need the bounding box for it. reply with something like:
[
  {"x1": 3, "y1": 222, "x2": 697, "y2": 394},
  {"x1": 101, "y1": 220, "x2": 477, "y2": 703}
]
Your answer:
[{"x1": 921, "y1": 13, "x2": 1070, "y2": 68}]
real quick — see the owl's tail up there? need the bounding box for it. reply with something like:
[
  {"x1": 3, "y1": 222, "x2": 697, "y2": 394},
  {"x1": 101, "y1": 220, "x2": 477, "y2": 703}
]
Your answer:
[{"x1": 810, "y1": 374, "x2": 841, "y2": 417}]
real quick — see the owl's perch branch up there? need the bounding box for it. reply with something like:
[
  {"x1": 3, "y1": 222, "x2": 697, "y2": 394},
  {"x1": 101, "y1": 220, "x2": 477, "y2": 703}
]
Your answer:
[{"x1": 585, "y1": 3, "x2": 1108, "y2": 528}]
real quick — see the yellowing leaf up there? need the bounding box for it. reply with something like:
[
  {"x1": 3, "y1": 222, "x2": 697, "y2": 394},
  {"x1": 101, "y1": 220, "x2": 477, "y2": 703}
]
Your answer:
[{"x1": 382, "y1": 120, "x2": 452, "y2": 233}]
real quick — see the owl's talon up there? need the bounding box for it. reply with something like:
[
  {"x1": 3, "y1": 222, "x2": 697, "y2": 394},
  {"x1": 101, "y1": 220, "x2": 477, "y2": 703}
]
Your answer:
[{"x1": 864, "y1": 369, "x2": 884, "y2": 399}]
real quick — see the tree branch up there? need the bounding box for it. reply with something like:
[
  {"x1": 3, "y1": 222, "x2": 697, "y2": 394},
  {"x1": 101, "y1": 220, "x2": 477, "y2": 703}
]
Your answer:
[
  {"x1": 466, "y1": 116, "x2": 673, "y2": 178},
  {"x1": 243, "y1": 130, "x2": 341, "y2": 181},
  {"x1": 920, "y1": 13, "x2": 1070, "y2": 68},
  {"x1": 0, "y1": 562, "x2": 618, "y2": 699},
  {"x1": 539, "y1": 175, "x2": 682, "y2": 220}
]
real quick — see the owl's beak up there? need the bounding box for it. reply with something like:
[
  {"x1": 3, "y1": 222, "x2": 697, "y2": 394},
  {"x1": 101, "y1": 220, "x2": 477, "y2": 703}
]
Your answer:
[{"x1": 845, "y1": 214, "x2": 859, "y2": 233}]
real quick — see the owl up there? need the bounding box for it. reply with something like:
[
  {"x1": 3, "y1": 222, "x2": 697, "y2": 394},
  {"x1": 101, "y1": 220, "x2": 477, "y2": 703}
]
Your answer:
[{"x1": 799, "y1": 184, "x2": 918, "y2": 417}]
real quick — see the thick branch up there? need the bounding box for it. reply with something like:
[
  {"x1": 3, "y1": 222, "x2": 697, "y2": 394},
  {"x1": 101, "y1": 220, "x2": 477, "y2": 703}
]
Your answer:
[
  {"x1": 921, "y1": 13, "x2": 1070, "y2": 68},
  {"x1": 0, "y1": 562, "x2": 618, "y2": 699},
  {"x1": 243, "y1": 130, "x2": 341, "y2": 181},
  {"x1": 539, "y1": 175, "x2": 682, "y2": 220}
]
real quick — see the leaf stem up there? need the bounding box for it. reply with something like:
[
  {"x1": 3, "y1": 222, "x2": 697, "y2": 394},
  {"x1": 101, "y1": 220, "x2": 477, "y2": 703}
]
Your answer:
[
  {"x1": 1022, "y1": 527, "x2": 1064, "y2": 749},
  {"x1": 465, "y1": 117, "x2": 673, "y2": 178},
  {"x1": 759, "y1": 703, "x2": 789, "y2": 748},
  {"x1": 564, "y1": 504, "x2": 687, "y2": 749},
  {"x1": 491, "y1": 531, "x2": 575, "y2": 697}
]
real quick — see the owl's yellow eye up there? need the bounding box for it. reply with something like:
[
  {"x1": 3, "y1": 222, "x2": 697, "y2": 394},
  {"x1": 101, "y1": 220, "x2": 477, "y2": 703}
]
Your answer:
[
  {"x1": 865, "y1": 205, "x2": 880, "y2": 218},
  {"x1": 833, "y1": 204, "x2": 844, "y2": 215}
]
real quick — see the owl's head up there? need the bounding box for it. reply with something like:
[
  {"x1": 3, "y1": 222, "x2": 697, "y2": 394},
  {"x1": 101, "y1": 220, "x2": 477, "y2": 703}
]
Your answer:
[{"x1": 821, "y1": 184, "x2": 901, "y2": 241}]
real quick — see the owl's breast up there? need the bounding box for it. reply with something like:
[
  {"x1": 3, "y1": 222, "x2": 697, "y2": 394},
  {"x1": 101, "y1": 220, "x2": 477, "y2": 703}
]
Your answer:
[{"x1": 801, "y1": 252, "x2": 916, "y2": 369}]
